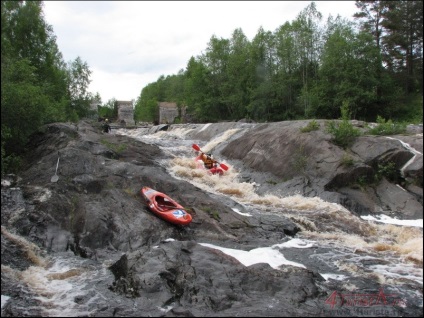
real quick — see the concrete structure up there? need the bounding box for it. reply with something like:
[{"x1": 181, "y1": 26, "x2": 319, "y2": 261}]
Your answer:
[
  {"x1": 158, "y1": 102, "x2": 178, "y2": 124},
  {"x1": 116, "y1": 100, "x2": 134, "y2": 126},
  {"x1": 158, "y1": 102, "x2": 186, "y2": 124}
]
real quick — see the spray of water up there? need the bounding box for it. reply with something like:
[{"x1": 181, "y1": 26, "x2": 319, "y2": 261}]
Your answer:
[{"x1": 1, "y1": 227, "x2": 113, "y2": 317}]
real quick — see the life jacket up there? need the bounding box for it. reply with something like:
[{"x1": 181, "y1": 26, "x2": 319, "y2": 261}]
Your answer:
[{"x1": 203, "y1": 155, "x2": 215, "y2": 169}]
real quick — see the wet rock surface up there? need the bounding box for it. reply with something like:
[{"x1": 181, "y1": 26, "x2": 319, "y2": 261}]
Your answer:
[
  {"x1": 1, "y1": 120, "x2": 422, "y2": 317},
  {"x1": 217, "y1": 120, "x2": 422, "y2": 219}
]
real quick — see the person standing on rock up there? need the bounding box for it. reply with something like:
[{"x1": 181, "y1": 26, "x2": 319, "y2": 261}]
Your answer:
[{"x1": 103, "y1": 119, "x2": 111, "y2": 133}]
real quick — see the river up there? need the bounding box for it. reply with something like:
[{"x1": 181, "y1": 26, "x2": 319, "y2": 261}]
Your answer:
[{"x1": 1, "y1": 124, "x2": 422, "y2": 316}]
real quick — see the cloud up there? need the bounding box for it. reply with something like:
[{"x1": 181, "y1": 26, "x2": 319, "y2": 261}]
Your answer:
[{"x1": 43, "y1": 1, "x2": 357, "y2": 103}]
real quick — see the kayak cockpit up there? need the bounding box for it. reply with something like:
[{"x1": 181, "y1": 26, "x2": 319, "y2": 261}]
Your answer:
[{"x1": 154, "y1": 195, "x2": 177, "y2": 212}]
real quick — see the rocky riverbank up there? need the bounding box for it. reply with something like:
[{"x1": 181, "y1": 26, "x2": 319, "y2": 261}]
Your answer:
[{"x1": 1, "y1": 120, "x2": 422, "y2": 317}]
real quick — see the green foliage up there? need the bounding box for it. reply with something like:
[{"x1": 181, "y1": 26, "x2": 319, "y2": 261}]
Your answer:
[
  {"x1": 367, "y1": 116, "x2": 407, "y2": 135},
  {"x1": 404, "y1": 94, "x2": 423, "y2": 124},
  {"x1": 2, "y1": 58, "x2": 49, "y2": 153},
  {"x1": 100, "y1": 139, "x2": 127, "y2": 154},
  {"x1": 98, "y1": 106, "x2": 114, "y2": 119},
  {"x1": 340, "y1": 154, "x2": 355, "y2": 167},
  {"x1": 1, "y1": 1, "x2": 422, "y2": 176},
  {"x1": 387, "y1": 93, "x2": 423, "y2": 124},
  {"x1": 375, "y1": 161, "x2": 399, "y2": 183},
  {"x1": 98, "y1": 98, "x2": 116, "y2": 119},
  {"x1": 292, "y1": 145, "x2": 308, "y2": 173},
  {"x1": 350, "y1": 161, "x2": 399, "y2": 189},
  {"x1": 1, "y1": 126, "x2": 21, "y2": 176},
  {"x1": 1, "y1": 1, "x2": 94, "y2": 175},
  {"x1": 355, "y1": 175, "x2": 369, "y2": 190},
  {"x1": 380, "y1": 1, "x2": 423, "y2": 95},
  {"x1": 326, "y1": 103, "x2": 362, "y2": 149},
  {"x1": 310, "y1": 18, "x2": 381, "y2": 120},
  {"x1": 132, "y1": 2, "x2": 421, "y2": 124},
  {"x1": 134, "y1": 95, "x2": 158, "y2": 123},
  {"x1": 66, "y1": 57, "x2": 93, "y2": 119},
  {"x1": 203, "y1": 206, "x2": 220, "y2": 221},
  {"x1": 300, "y1": 120, "x2": 320, "y2": 132}
]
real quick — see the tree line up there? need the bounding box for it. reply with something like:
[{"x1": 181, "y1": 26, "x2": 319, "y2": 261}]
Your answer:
[
  {"x1": 1, "y1": 1, "x2": 98, "y2": 175},
  {"x1": 134, "y1": 1, "x2": 423, "y2": 124},
  {"x1": 1, "y1": 1, "x2": 423, "y2": 176}
]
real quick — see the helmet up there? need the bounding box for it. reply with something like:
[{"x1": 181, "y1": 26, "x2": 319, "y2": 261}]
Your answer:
[{"x1": 105, "y1": 118, "x2": 108, "y2": 122}]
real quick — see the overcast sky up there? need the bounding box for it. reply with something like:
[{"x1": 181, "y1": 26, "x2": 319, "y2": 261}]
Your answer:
[{"x1": 43, "y1": 1, "x2": 358, "y2": 104}]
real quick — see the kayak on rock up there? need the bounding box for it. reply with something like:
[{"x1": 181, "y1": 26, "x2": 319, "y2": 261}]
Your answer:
[
  {"x1": 140, "y1": 186, "x2": 192, "y2": 226},
  {"x1": 192, "y1": 144, "x2": 229, "y2": 176}
]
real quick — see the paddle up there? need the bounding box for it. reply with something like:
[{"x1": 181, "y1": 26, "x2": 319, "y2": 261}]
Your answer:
[{"x1": 192, "y1": 144, "x2": 229, "y2": 171}]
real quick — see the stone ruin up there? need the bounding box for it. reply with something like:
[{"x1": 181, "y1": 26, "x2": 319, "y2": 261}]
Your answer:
[{"x1": 116, "y1": 100, "x2": 134, "y2": 126}]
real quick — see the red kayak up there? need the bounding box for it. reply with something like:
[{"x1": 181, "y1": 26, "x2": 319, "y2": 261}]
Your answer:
[
  {"x1": 192, "y1": 144, "x2": 229, "y2": 176},
  {"x1": 140, "y1": 186, "x2": 192, "y2": 226},
  {"x1": 194, "y1": 155, "x2": 224, "y2": 176}
]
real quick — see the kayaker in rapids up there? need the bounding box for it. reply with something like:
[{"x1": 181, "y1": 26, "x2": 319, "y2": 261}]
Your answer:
[
  {"x1": 192, "y1": 144, "x2": 229, "y2": 175},
  {"x1": 200, "y1": 153, "x2": 218, "y2": 170},
  {"x1": 196, "y1": 152, "x2": 225, "y2": 175}
]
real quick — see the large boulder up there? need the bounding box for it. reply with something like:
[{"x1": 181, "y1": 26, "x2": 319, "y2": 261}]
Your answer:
[{"x1": 220, "y1": 120, "x2": 423, "y2": 218}]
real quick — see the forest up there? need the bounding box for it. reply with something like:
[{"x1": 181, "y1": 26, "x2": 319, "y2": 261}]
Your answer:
[
  {"x1": 134, "y1": 1, "x2": 423, "y2": 124},
  {"x1": 1, "y1": 1, "x2": 423, "y2": 176}
]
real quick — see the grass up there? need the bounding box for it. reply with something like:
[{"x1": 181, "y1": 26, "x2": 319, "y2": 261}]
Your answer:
[
  {"x1": 203, "y1": 206, "x2": 221, "y2": 221},
  {"x1": 292, "y1": 145, "x2": 308, "y2": 173},
  {"x1": 300, "y1": 119, "x2": 320, "y2": 133},
  {"x1": 100, "y1": 139, "x2": 127, "y2": 153},
  {"x1": 367, "y1": 116, "x2": 407, "y2": 135},
  {"x1": 340, "y1": 154, "x2": 355, "y2": 167}
]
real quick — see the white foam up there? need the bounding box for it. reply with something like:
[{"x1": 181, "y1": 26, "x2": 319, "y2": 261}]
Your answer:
[
  {"x1": 386, "y1": 136, "x2": 422, "y2": 177},
  {"x1": 232, "y1": 208, "x2": 252, "y2": 216},
  {"x1": 320, "y1": 273, "x2": 348, "y2": 281},
  {"x1": 199, "y1": 238, "x2": 314, "y2": 269},
  {"x1": 361, "y1": 215, "x2": 423, "y2": 228},
  {"x1": 199, "y1": 123, "x2": 211, "y2": 132},
  {"x1": 1, "y1": 180, "x2": 11, "y2": 187},
  {"x1": 371, "y1": 263, "x2": 423, "y2": 285},
  {"x1": 1, "y1": 295, "x2": 10, "y2": 309},
  {"x1": 273, "y1": 238, "x2": 314, "y2": 249}
]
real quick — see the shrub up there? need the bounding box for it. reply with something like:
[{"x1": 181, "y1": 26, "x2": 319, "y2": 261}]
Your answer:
[
  {"x1": 375, "y1": 161, "x2": 399, "y2": 183},
  {"x1": 326, "y1": 103, "x2": 361, "y2": 149},
  {"x1": 300, "y1": 119, "x2": 320, "y2": 133},
  {"x1": 368, "y1": 116, "x2": 407, "y2": 135},
  {"x1": 292, "y1": 145, "x2": 308, "y2": 173}
]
